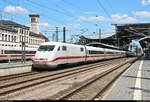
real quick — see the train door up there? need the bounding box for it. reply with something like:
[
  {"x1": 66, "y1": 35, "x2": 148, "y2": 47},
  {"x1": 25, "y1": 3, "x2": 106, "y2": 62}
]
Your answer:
[
  {"x1": 145, "y1": 46, "x2": 150, "y2": 57},
  {"x1": 104, "y1": 48, "x2": 106, "y2": 59},
  {"x1": 62, "y1": 45, "x2": 68, "y2": 64},
  {"x1": 148, "y1": 46, "x2": 150, "y2": 54},
  {"x1": 84, "y1": 46, "x2": 87, "y2": 62}
]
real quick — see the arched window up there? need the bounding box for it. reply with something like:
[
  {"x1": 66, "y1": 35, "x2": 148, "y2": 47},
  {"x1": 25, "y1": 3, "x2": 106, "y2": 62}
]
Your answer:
[
  {"x1": 5, "y1": 35, "x2": 7, "y2": 41},
  {"x1": 8, "y1": 35, "x2": 10, "y2": 41},
  {"x1": 11, "y1": 36, "x2": 13, "y2": 42},
  {"x1": 2, "y1": 34, "x2": 4, "y2": 41}
]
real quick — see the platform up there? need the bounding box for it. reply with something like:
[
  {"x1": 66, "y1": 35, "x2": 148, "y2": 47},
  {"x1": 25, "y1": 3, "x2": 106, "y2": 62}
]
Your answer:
[
  {"x1": 103, "y1": 55, "x2": 150, "y2": 100},
  {"x1": 0, "y1": 62, "x2": 32, "y2": 76}
]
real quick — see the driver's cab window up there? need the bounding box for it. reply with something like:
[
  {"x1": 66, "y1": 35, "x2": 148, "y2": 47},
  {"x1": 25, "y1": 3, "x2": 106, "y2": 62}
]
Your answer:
[
  {"x1": 57, "y1": 46, "x2": 60, "y2": 51},
  {"x1": 62, "y1": 46, "x2": 67, "y2": 51}
]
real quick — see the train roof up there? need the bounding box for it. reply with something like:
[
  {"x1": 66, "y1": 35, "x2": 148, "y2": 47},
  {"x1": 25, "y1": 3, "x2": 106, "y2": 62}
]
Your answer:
[
  {"x1": 39, "y1": 42, "x2": 126, "y2": 52},
  {"x1": 40, "y1": 42, "x2": 66, "y2": 45},
  {"x1": 40, "y1": 42, "x2": 84, "y2": 47},
  {"x1": 86, "y1": 42, "x2": 123, "y2": 50}
]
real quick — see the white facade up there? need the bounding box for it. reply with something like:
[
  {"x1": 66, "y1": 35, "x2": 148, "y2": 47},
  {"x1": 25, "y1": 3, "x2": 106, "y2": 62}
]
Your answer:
[{"x1": 0, "y1": 22, "x2": 45, "y2": 49}]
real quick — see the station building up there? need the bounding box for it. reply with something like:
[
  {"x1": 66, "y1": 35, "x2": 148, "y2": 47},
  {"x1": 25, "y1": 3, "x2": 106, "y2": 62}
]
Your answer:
[{"x1": 0, "y1": 14, "x2": 48, "y2": 49}]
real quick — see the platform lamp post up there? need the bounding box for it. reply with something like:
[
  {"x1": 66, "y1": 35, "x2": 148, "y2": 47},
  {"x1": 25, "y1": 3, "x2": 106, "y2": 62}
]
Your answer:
[
  {"x1": 63, "y1": 26, "x2": 66, "y2": 43},
  {"x1": 56, "y1": 26, "x2": 58, "y2": 42},
  {"x1": 116, "y1": 27, "x2": 120, "y2": 48},
  {"x1": 118, "y1": 38, "x2": 120, "y2": 48},
  {"x1": 136, "y1": 46, "x2": 138, "y2": 56},
  {"x1": 21, "y1": 29, "x2": 26, "y2": 63},
  {"x1": 99, "y1": 28, "x2": 101, "y2": 43}
]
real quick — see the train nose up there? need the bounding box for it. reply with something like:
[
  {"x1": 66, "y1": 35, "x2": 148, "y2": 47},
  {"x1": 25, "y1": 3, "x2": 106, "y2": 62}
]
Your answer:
[{"x1": 32, "y1": 58, "x2": 49, "y2": 63}]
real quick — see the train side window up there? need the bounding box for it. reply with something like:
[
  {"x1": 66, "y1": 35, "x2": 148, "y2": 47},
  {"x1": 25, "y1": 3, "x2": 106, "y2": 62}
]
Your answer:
[
  {"x1": 88, "y1": 50, "x2": 104, "y2": 54},
  {"x1": 62, "y1": 46, "x2": 67, "y2": 51},
  {"x1": 57, "y1": 47, "x2": 60, "y2": 51},
  {"x1": 106, "y1": 52, "x2": 114, "y2": 54},
  {"x1": 81, "y1": 48, "x2": 84, "y2": 52}
]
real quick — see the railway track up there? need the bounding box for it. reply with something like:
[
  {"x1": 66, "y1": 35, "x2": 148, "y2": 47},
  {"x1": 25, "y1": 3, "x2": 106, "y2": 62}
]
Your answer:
[
  {"x1": 56, "y1": 57, "x2": 138, "y2": 100},
  {"x1": 0, "y1": 57, "x2": 136, "y2": 100},
  {"x1": 0, "y1": 71, "x2": 39, "y2": 81},
  {"x1": 0, "y1": 58, "x2": 123, "y2": 82}
]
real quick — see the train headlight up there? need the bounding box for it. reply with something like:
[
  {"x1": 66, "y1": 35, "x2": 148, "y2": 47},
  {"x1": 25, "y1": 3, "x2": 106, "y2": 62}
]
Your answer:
[
  {"x1": 32, "y1": 58, "x2": 48, "y2": 61},
  {"x1": 40, "y1": 58, "x2": 48, "y2": 60},
  {"x1": 32, "y1": 57, "x2": 35, "y2": 61},
  {"x1": 44, "y1": 58, "x2": 49, "y2": 61}
]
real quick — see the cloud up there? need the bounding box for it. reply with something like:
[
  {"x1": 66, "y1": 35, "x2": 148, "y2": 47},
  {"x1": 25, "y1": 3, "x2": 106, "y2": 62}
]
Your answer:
[
  {"x1": 78, "y1": 16, "x2": 107, "y2": 21},
  {"x1": 39, "y1": 23, "x2": 53, "y2": 28},
  {"x1": 78, "y1": 14, "x2": 136, "y2": 23},
  {"x1": 111, "y1": 14, "x2": 136, "y2": 23},
  {"x1": 132, "y1": 11, "x2": 150, "y2": 18},
  {"x1": 68, "y1": 24, "x2": 81, "y2": 29},
  {"x1": 4, "y1": 5, "x2": 29, "y2": 14},
  {"x1": 141, "y1": 0, "x2": 150, "y2": 5},
  {"x1": 84, "y1": 11, "x2": 98, "y2": 15}
]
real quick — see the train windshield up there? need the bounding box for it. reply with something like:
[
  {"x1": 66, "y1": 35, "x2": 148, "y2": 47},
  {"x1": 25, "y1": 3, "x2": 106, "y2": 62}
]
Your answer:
[{"x1": 38, "y1": 45, "x2": 55, "y2": 51}]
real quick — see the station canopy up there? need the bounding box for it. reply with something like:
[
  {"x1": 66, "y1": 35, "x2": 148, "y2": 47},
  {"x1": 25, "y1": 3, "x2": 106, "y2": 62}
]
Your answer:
[
  {"x1": 112, "y1": 23, "x2": 150, "y2": 49},
  {"x1": 79, "y1": 23, "x2": 150, "y2": 50}
]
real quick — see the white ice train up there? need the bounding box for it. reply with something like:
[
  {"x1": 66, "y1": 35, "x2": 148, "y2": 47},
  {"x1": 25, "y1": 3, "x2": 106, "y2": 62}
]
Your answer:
[
  {"x1": 0, "y1": 46, "x2": 36, "y2": 62},
  {"x1": 32, "y1": 42, "x2": 126, "y2": 70}
]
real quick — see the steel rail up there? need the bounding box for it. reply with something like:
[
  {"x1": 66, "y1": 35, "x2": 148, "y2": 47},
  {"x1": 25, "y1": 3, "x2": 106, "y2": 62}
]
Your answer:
[
  {"x1": 0, "y1": 59, "x2": 120, "y2": 97},
  {"x1": 59, "y1": 58, "x2": 137, "y2": 100},
  {"x1": 92, "y1": 57, "x2": 138, "y2": 100}
]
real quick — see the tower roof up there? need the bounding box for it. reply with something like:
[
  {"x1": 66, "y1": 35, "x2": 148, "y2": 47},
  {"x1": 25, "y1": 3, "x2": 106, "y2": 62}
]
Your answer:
[{"x1": 29, "y1": 14, "x2": 40, "y2": 17}]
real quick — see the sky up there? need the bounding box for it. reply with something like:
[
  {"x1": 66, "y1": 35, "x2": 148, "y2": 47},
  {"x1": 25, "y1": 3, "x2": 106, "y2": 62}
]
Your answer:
[{"x1": 1, "y1": 0, "x2": 150, "y2": 44}]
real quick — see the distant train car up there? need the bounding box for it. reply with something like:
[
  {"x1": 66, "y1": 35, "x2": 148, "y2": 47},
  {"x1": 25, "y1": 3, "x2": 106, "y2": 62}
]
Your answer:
[
  {"x1": 144, "y1": 46, "x2": 150, "y2": 57},
  {"x1": 126, "y1": 51, "x2": 136, "y2": 57},
  {"x1": 0, "y1": 46, "x2": 36, "y2": 62},
  {"x1": 32, "y1": 42, "x2": 126, "y2": 70}
]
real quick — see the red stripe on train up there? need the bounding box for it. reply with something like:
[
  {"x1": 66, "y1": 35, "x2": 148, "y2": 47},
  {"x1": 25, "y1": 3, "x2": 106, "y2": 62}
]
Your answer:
[
  {"x1": 33, "y1": 54, "x2": 124, "y2": 64},
  {"x1": 10, "y1": 55, "x2": 35, "y2": 57},
  {"x1": 0, "y1": 54, "x2": 35, "y2": 57},
  {"x1": 0, "y1": 55, "x2": 8, "y2": 57}
]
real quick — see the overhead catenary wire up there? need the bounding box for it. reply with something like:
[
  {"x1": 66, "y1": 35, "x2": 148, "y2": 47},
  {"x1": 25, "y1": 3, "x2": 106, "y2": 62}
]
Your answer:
[
  {"x1": 25, "y1": 0, "x2": 85, "y2": 28},
  {"x1": 96, "y1": 0, "x2": 114, "y2": 31},
  {"x1": 2, "y1": 0, "x2": 72, "y2": 25},
  {"x1": 47, "y1": 0, "x2": 76, "y2": 18},
  {"x1": 2, "y1": 0, "x2": 108, "y2": 36},
  {"x1": 25, "y1": 0, "x2": 86, "y2": 40},
  {"x1": 0, "y1": 0, "x2": 96, "y2": 43},
  {"x1": 5, "y1": 0, "x2": 67, "y2": 25},
  {"x1": 26, "y1": 0, "x2": 98, "y2": 28},
  {"x1": 28, "y1": 0, "x2": 102, "y2": 29},
  {"x1": 24, "y1": 1, "x2": 66, "y2": 24},
  {"x1": 96, "y1": 0, "x2": 111, "y2": 19},
  {"x1": 62, "y1": 0, "x2": 103, "y2": 26},
  {"x1": 26, "y1": 0, "x2": 75, "y2": 18},
  {"x1": 61, "y1": 0, "x2": 87, "y2": 13},
  {"x1": 105, "y1": 0, "x2": 116, "y2": 14},
  {"x1": 1, "y1": 0, "x2": 67, "y2": 42}
]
